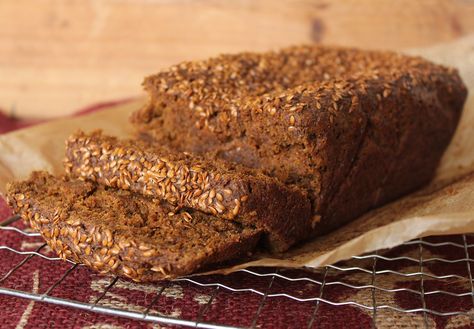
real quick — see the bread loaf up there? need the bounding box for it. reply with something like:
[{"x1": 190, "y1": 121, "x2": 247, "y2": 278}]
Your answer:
[{"x1": 131, "y1": 45, "x2": 467, "y2": 235}]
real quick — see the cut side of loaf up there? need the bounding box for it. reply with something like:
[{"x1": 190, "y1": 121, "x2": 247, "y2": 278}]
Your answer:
[
  {"x1": 64, "y1": 130, "x2": 312, "y2": 252},
  {"x1": 7, "y1": 171, "x2": 262, "y2": 282},
  {"x1": 131, "y1": 45, "x2": 468, "y2": 235}
]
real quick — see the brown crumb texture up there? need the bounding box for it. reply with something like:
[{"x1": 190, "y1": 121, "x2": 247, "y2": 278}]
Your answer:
[
  {"x1": 6, "y1": 171, "x2": 262, "y2": 282},
  {"x1": 131, "y1": 44, "x2": 467, "y2": 235},
  {"x1": 64, "y1": 130, "x2": 312, "y2": 252}
]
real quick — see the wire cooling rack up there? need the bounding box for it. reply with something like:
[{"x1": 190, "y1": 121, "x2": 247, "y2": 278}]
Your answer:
[{"x1": 1, "y1": 214, "x2": 474, "y2": 328}]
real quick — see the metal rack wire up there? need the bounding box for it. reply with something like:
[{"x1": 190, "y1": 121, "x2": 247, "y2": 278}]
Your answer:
[{"x1": 1, "y1": 214, "x2": 474, "y2": 328}]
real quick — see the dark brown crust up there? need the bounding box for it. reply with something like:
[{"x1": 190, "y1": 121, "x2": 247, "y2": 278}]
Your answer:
[
  {"x1": 130, "y1": 45, "x2": 467, "y2": 236},
  {"x1": 64, "y1": 130, "x2": 312, "y2": 252},
  {"x1": 7, "y1": 171, "x2": 262, "y2": 282}
]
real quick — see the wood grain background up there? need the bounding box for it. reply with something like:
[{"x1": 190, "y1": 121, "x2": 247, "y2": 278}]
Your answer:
[{"x1": 1, "y1": 0, "x2": 474, "y2": 118}]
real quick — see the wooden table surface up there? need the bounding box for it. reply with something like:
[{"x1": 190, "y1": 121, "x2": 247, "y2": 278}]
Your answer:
[{"x1": 1, "y1": 0, "x2": 474, "y2": 118}]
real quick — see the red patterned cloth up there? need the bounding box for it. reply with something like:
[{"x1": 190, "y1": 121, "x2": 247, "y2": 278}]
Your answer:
[{"x1": 1, "y1": 104, "x2": 473, "y2": 329}]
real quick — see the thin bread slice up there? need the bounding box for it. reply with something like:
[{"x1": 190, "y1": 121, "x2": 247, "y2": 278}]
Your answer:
[
  {"x1": 7, "y1": 171, "x2": 262, "y2": 281},
  {"x1": 64, "y1": 130, "x2": 312, "y2": 252}
]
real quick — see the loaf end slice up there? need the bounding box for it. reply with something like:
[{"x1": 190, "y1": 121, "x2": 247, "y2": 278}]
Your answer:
[{"x1": 7, "y1": 171, "x2": 262, "y2": 282}]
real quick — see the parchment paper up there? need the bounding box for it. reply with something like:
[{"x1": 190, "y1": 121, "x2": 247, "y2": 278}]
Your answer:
[{"x1": 1, "y1": 36, "x2": 474, "y2": 275}]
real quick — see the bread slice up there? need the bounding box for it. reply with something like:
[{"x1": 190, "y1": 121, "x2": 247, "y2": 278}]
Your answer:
[
  {"x1": 7, "y1": 171, "x2": 262, "y2": 282},
  {"x1": 130, "y1": 45, "x2": 467, "y2": 235},
  {"x1": 64, "y1": 130, "x2": 312, "y2": 252}
]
